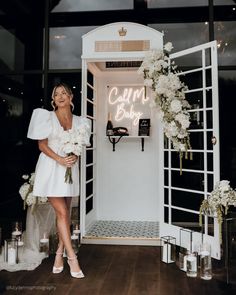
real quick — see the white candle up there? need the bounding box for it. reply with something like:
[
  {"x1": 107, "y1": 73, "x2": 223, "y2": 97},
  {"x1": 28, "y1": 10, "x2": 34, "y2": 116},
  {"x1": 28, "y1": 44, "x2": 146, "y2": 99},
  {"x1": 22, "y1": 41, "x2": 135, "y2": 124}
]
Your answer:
[
  {"x1": 73, "y1": 229, "x2": 80, "y2": 235},
  {"x1": 162, "y1": 243, "x2": 174, "y2": 263},
  {"x1": 200, "y1": 250, "x2": 210, "y2": 256},
  {"x1": 183, "y1": 255, "x2": 187, "y2": 271},
  {"x1": 12, "y1": 230, "x2": 22, "y2": 237},
  {"x1": 18, "y1": 241, "x2": 24, "y2": 247},
  {"x1": 187, "y1": 255, "x2": 197, "y2": 271},
  {"x1": 40, "y1": 238, "x2": 49, "y2": 243},
  {"x1": 8, "y1": 247, "x2": 16, "y2": 265},
  {"x1": 71, "y1": 234, "x2": 78, "y2": 240}
]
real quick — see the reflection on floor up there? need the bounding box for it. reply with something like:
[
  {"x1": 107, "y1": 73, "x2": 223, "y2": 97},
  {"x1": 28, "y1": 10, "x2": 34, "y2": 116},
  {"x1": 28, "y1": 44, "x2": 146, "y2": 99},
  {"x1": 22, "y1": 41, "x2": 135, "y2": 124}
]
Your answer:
[{"x1": 85, "y1": 220, "x2": 159, "y2": 239}]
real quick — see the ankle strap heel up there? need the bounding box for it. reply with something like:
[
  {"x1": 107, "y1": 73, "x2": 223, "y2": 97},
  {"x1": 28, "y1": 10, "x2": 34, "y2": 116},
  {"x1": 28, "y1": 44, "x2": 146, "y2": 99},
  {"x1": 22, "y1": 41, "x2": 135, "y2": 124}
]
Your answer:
[{"x1": 67, "y1": 256, "x2": 85, "y2": 279}]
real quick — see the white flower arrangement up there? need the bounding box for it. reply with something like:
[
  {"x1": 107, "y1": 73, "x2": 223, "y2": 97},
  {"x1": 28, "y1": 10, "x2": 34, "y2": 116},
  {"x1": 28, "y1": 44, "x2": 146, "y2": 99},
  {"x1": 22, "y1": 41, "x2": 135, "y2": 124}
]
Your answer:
[
  {"x1": 19, "y1": 173, "x2": 48, "y2": 209},
  {"x1": 199, "y1": 180, "x2": 236, "y2": 242},
  {"x1": 60, "y1": 124, "x2": 90, "y2": 183},
  {"x1": 138, "y1": 42, "x2": 192, "y2": 169}
]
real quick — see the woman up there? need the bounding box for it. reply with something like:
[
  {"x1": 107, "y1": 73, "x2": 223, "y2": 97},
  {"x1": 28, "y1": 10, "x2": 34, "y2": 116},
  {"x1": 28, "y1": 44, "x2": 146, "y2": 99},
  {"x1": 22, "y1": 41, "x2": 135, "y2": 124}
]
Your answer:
[{"x1": 27, "y1": 83, "x2": 91, "y2": 278}]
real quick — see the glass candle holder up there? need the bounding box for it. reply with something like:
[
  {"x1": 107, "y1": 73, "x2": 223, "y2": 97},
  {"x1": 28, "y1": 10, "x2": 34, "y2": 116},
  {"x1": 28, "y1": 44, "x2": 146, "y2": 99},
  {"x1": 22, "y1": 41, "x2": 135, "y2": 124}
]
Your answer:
[
  {"x1": 160, "y1": 236, "x2": 176, "y2": 264},
  {"x1": 5, "y1": 239, "x2": 18, "y2": 265},
  {"x1": 71, "y1": 234, "x2": 79, "y2": 254},
  {"x1": 17, "y1": 237, "x2": 24, "y2": 263},
  {"x1": 186, "y1": 252, "x2": 198, "y2": 278},
  {"x1": 12, "y1": 221, "x2": 22, "y2": 241},
  {"x1": 39, "y1": 233, "x2": 49, "y2": 257},
  {"x1": 179, "y1": 248, "x2": 189, "y2": 272},
  {"x1": 200, "y1": 243, "x2": 212, "y2": 280},
  {"x1": 72, "y1": 223, "x2": 80, "y2": 236}
]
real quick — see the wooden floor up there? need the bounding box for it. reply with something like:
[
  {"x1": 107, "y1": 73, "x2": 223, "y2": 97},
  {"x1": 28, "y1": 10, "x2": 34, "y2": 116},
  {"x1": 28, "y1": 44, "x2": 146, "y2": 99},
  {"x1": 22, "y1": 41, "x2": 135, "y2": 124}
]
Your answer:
[{"x1": 0, "y1": 245, "x2": 235, "y2": 295}]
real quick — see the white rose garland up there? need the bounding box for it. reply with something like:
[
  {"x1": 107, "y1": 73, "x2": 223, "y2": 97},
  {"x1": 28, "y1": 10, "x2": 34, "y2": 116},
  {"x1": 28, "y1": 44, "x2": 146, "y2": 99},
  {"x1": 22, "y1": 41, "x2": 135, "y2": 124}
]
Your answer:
[{"x1": 138, "y1": 42, "x2": 192, "y2": 173}]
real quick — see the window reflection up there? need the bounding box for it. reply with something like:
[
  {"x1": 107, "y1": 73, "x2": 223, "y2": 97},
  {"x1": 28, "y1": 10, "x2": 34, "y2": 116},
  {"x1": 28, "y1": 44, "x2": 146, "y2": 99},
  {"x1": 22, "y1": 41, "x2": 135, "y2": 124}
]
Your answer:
[
  {"x1": 148, "y1": 23, "x2": 209, "y2": 65},
  {"x1": 148, "y1": 0, "x2": 208, "y2": 8},
  {"x1": 52, "y1": 0, "x2": 133, "y2": 12},
  {"x1": 215, "y1": 22, "x2": 236, "y2": 66},
  {"x1": 49, "y1": 26, "x2": 98, "y2": 69}
]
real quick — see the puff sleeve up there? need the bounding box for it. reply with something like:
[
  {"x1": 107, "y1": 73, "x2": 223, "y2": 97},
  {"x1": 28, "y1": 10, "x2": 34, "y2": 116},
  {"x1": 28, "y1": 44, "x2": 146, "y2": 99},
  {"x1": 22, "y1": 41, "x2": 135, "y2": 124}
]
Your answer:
[
  {"x1": 78, "y1": 117, "x2": 92, "y2": 146},
  {"x1": 27, "y1": 108, "x2": 52, "y2": 140}
]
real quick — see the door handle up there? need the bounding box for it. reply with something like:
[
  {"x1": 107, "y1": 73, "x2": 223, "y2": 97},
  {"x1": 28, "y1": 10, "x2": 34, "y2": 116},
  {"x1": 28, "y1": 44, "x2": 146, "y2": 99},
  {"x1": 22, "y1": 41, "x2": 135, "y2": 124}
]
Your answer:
[{"x1": 211, "y1": 136, "x2": 217, "y2": 145}]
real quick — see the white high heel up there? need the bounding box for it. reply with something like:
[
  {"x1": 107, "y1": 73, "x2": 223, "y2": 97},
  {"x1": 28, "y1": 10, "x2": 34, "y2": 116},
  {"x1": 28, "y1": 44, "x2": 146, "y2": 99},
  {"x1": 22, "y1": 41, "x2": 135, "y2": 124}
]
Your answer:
[
  {"x1": 52, "y1": 252, "x2": 64, "y2": 274},
  {"x1": 67, "y1": 256, "x2": 85, "y2": 279}
]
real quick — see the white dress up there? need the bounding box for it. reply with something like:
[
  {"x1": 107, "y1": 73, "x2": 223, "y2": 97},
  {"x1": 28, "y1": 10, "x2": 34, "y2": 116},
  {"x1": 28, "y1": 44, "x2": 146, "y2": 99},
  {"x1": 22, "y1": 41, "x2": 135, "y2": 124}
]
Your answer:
[{"x1": 27, "y1": 108, "x2": 91, "y2": 197}]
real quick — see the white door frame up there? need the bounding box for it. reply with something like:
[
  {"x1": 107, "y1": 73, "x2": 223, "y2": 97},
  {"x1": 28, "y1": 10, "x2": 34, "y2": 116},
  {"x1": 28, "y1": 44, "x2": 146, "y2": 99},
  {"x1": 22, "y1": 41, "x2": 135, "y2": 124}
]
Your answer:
[{"x1": 159, "y1": 41, "x2": 221, "y2": 259}]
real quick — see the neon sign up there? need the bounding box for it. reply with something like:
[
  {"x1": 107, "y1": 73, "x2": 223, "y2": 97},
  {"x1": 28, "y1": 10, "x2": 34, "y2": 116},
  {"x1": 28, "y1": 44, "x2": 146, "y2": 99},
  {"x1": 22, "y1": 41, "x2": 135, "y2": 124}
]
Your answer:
[{"x1": 108, "y1": 86, "x2": 150, "y2": 126}]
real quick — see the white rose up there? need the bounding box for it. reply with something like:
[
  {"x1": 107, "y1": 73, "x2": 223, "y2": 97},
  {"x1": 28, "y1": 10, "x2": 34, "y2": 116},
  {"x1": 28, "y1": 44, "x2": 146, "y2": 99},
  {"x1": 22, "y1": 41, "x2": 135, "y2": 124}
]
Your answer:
[
  {"x1": 164, "y1": 42, "x2": 173, "y2": 52},
  {"x1": 144, "y1": 78, "x2": 153, "y2": 87},
  {"x1": 170, "y1": 99, "x2": 182, "y2": 113},
  {"x1": 219, "y1": 180, "x2": 230, "y2": 192}
]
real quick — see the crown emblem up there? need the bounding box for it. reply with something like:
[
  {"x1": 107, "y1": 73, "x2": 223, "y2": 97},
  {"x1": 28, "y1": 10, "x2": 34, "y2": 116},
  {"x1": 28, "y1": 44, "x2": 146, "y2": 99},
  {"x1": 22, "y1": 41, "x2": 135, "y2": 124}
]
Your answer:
[{"x1": 118, "y1": 27, "x2": 127, "y2": 37}]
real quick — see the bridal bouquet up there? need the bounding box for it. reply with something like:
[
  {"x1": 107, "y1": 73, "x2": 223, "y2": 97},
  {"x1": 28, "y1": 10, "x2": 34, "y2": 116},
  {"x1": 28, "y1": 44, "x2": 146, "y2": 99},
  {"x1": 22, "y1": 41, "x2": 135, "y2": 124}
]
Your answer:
[
  {"x1": 199, "y1": 180, "x2": 236, "y2": 242},
  {"x1": 19, "y1": 173, "x2": 48, "y2": 209},
  {"x1": 60, "y1": 124, "x2": 90, "y2": 184}
]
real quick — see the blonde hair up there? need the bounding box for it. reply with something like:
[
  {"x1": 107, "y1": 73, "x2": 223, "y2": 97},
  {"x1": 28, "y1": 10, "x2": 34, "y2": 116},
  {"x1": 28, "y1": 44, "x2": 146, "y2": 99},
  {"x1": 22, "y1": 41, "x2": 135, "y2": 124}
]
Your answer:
[{"x1": 51, "y1": 83, "x2": 74, "y2": 111}]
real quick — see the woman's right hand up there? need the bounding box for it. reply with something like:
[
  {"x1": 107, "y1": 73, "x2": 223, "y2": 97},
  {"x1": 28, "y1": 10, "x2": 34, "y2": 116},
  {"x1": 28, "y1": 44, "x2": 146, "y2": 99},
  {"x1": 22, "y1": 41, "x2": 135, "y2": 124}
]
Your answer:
[{"x1": 57, "y1": 155, "x2": 77, "y2": 167}]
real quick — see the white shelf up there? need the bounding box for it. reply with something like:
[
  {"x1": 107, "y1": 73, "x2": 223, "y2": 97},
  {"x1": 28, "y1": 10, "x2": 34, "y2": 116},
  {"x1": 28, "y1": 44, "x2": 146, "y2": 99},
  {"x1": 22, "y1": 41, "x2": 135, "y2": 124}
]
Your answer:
[{"x1": 106, "y1": 135, "x2": 149, "y2": 151}]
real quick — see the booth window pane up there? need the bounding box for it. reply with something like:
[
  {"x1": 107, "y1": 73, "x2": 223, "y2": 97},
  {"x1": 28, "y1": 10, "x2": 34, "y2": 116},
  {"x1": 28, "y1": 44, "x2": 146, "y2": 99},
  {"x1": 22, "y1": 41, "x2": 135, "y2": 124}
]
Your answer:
[
  {"x1": 86, "y1": 197, "x2": 93, "y2": 214},
  {"x1": 148, "y1": 0, "x2": 208, "y2": 8},
  {"x1": 52, "y1": 0, "x2": 133, "y2": 12},
  {"x1": 171, "y1": 171, "x2": 204, "y2": 191},
  {"x1": 171, "y1": 190, "x2": 204, "y2": 211},
  {"x1": 87, "y1": 86, "x2": 94, "y2": 101},
  {"x1": 171, "y1": 209, "x2": 201, "y2": 232},
  {"x1": 164, "y1": 189, "x2": 169, "y2": 205},
  {"x1": 87, "y1": 71, "x2": 94, "y2": 87},
  {"x1": 214, "y1": 22, "x2": 236, "y2": 66},
  {"x1": 49, "y1": 26, "x2": 98, "y2": 69},
  {"x1": 171, "y1": 152, "x2": 204, "y2": 171},
  {"x1": 87, "y1": 100, "x2": 94, "y2": 117},
  {"x1": 86, "y1": 181, "x2": 93, "y2": 197},
  {"x1": 186, "y1": 91, "x2": 203, "y2": 109},
  {"x1": 164, "y1": 207, "x2": 169, "y2": 223},
  {"x1": 189, "y1": 132, "x2": 204, "y2": 150},
  {"x1": 86, "y1": 165, "x2": 93, "y2": 181}
]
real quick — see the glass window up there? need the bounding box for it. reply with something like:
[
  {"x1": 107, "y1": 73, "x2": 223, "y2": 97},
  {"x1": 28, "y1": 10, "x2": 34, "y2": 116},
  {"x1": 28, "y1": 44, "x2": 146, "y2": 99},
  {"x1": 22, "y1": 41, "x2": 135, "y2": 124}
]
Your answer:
[
  {"x1": 52, "y1": 0, "x2": 133, "y2": 12},
  {"x1": 218, "y1": 71, "x2": 236, "y2": 188},
  {"x1": 0, "y1": 23, "x2": 44, "y2": 72},
  {"x1": 0, "y1": 74, "x2": 43, "y2": 220},
  {"x1": 49, "y1": 26, "x2": 98, "y2": 69},
  {"x1": 148, "y1": 0, "x2": 208, "y2": 8},
  {"x1": 214, "y1": 0, "x2": 236, "y2": 5},
  {"x1": 214, "y1": 22, "x2": 236, "y2": 66},
  {"x1": 148, "y1": 23, "x2": 209, "y2": 65}
]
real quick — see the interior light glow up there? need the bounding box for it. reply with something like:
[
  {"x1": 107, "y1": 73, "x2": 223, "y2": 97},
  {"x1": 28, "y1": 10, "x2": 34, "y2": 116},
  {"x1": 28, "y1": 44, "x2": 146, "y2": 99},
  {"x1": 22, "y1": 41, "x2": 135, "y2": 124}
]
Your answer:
[{"x1": 108, "y1": 86, "x2": 150, "y2": 126}]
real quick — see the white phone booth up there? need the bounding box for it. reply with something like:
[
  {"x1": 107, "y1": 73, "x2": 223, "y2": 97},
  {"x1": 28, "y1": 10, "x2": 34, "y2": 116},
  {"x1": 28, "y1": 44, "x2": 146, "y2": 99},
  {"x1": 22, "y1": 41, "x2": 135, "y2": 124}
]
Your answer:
[
  {"x1": 80, "y1": 22, "x2": 221, "y2": 259},
  {"x1": 80, "y1": 22, "x2": 163, "y2": 246}
]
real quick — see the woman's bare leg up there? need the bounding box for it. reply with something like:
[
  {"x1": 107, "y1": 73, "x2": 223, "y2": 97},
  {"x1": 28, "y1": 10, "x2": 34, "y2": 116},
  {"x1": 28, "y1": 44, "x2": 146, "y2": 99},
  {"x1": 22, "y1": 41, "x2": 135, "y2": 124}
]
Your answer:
[
  {"x1": 49, "y1": 197, "x2": 81, "y2": 272},
  {"x1": 53, "y1": 197, "x2": 72, "y2": 268}
]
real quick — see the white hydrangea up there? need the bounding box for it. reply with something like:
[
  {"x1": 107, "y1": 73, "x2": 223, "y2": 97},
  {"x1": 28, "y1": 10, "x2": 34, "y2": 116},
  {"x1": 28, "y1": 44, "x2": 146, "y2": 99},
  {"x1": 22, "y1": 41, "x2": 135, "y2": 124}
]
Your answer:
[
  {"x1": 19, "y1": 173, "x2": 48, "y2": 207},
  {"x1": 175, "y1": 113, "x2": 190, "y2": 129},
  {"x1": 164, "y1": 42, "x2": 174, "y2": 52},
  {"x1": 170, "y1": 99, "x2": 182, "y2": 113}
]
